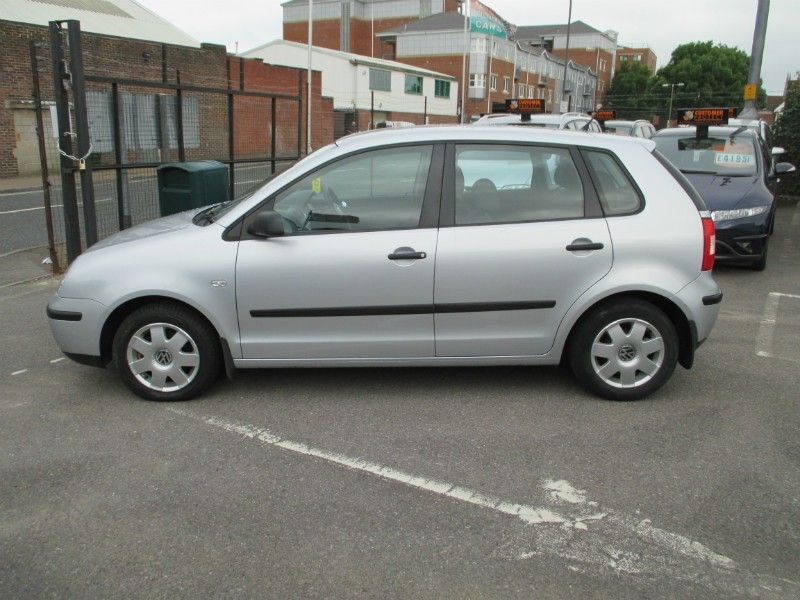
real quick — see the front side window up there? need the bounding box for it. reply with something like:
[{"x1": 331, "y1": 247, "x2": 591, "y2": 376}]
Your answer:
[
  {"x1": 653, "y1": 135, "x2": 758, "y2": 176},
  {"x1": 434, "y1": 79, "x2": 451, "y2": 98},
  {"x1": 404, "y1": 75, "x2": 423, "y2": 95},
  {"x1": 273, "y1": 145, "x2": 433, "y2": 233},
  {"x1": 454, "y1": 145, "x2": 585, "y2": 225},
  {"x1": 583, "y1": 150, "x2": 641, "y2": 215}
]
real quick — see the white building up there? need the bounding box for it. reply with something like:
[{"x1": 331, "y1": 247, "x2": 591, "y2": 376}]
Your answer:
[{"x1": 241, "y1": 40, "x2": 458, "y2": 134}]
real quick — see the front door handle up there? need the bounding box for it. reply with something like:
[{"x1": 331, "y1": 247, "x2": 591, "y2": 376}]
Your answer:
[
  {"x1": 566, "y1": 241, "x2": 604, "y2": 252},
  {"x1": 388, "y1": 247, "x2": 427, "y2": 260}
]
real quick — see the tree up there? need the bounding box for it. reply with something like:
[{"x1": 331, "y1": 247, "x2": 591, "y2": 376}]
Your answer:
[
  {"x1": 654, "y1": 42, "x2": 766, "y2": 113},
  {"x1": 773, "y1": 86, "x2": 800, "y2": 195},
  {"x1": 604, "y1": 42, "x2": 768, "y2": 125},
  {"x1": 605, "y1": 62, "x2": 654, "y2": 119}
]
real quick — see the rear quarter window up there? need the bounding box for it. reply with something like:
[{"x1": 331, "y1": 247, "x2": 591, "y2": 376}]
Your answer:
[
  {"x1": 582, "y1": 150, "x2": 642, "y2": 216},
  {"x1": 652, "y1": 149, "x2": 707, "y2": 211}
]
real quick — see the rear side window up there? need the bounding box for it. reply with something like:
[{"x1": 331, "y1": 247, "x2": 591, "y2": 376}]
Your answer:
[
  {"x1": 583, "y1": 150, "x2": 642, "y2": 215},
  {"x1": 454, "y1": 144, "x2": 584, "y2": 225},
  {"x1": 652, "y1": 149, "x2": 707, "y2": 210}
]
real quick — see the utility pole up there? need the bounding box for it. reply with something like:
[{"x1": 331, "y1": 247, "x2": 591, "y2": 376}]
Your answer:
[
  {"x1": 740, "y1": 0, "x2": 770, "y2": 119},
  {"x1": 554, "y1": 0, "x2": 573, "y2": 113},
  {"x1": 307, "y1": 0, "x2": 313, "y2": 154},
  {"x1": 662, "y1": 82, "x2": 684, "y2": 126}
]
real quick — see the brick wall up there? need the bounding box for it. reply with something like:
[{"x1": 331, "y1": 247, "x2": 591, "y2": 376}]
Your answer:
[{"x1": 0, "y1": 19, "x2": 335, "y2": 179}]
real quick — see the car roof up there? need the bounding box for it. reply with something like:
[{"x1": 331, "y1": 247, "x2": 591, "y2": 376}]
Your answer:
[
  {"x1": 336, "y1": 124, "x2": 656, "y2": 152},
  {"x1": 475, "y1": 113, "x2": 590, "y2": 125},
  {"x1": 653, "y1": 126, "x2": 758, "y2": 139}
]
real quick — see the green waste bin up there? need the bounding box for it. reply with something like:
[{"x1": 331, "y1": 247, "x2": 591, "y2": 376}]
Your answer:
[{"x1": 156, "y1": 161, "x2": 229, "y2": 217}]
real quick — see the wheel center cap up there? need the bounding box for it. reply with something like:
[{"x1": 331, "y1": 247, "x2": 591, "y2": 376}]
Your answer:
[
  {"x1": 618, "y1": 343, "x2": 637, "y2": 361},
  {"x1": 154, "y1": 349, "x2": 173, "y2": 366}
]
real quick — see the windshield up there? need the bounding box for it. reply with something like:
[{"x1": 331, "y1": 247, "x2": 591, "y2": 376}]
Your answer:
[
  {"x1": 653, "y1": 135, "x2": 758, "y2": 176},
  {"x1": 605, "y1": 124, "x2": 633, "y2": 136}
]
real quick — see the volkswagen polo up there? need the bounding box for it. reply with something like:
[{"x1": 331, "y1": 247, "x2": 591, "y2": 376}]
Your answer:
[{"x1": 47, "y1": 126, "x2": 721, "y2": 401}]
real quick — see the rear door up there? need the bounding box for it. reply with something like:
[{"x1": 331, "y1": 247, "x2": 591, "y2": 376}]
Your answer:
[{"x1": 433, "y1": 143, "x2": 613, "y2": 357}]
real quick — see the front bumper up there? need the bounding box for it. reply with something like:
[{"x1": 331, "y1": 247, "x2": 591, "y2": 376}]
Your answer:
[
  {"x1": 714, "y1": 215, "x2": 770, "y2": 261},
  {"x1": 47, "y1": 294, "x2": 111, "y2": 364}
]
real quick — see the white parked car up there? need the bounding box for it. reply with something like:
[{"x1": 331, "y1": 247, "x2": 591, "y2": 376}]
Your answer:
[{"x1": 474, "y1": 112, "x2": 603, "y2": 132}]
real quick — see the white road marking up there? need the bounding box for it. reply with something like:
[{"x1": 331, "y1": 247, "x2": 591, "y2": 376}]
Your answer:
[
  {"x1": 50, "y1": 357, "x2": 65, "y2": 364},
  {"x1": 755, "y1": 292, "x2": 800, "y2": 360},
  {"x1": 167, "y1": 407, "x2": 800, "y2": 597},
  {"x1": 11, "y1": 369, "x2": 28, "y2": 376},
  {"x1": 0, "y1": 197, "x2": 113, "y2": 216},
  {"x1": 0, "y1": 189, "x2": 43, "y2": 197}
]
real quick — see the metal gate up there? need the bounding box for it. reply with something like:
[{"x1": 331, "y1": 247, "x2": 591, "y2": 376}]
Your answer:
[{"x1": 31, "y1": 20, "x2": 306, "y2": 270}]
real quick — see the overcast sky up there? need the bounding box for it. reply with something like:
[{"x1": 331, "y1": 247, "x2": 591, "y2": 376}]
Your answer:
[{"x1": 137, "y1": 0, "x2": 797, "y2": 94}]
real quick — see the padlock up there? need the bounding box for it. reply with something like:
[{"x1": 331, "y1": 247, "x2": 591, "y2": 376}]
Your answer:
[{"x1": 78, "y1": 158, "x2": 86, "y2": 171}]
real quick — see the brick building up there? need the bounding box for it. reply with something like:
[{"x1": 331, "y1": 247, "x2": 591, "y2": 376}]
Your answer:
[
  {"x1": 515, "y1": 21, "x2": 617, "y2": 105},
  {"x1": 615, "y1": 46, "x2": 658, "y2": 74},
  {"x1": 377, "y1": 12, "x2": 596, "y2": 120},
  {"x1": 1, "y1": 0, "x2": 332, "y2": 179},
  {"x1": 282, "y1": 0, "x2": 463, "y2": 58}
]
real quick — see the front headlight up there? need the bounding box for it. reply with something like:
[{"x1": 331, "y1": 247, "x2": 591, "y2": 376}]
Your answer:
[{"x1": 711, "y1": 206, "x2": 769, "y2": 222}]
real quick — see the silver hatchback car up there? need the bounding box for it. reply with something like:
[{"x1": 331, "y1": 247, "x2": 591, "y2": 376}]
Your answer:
[{"x1": 47, "y1": 126, "x2": 721, "y2": 401}]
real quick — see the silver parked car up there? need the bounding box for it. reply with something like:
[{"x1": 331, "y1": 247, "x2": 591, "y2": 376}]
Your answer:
[{"x1": 47, "y1": 126, "x2": 721, "y2": 401}]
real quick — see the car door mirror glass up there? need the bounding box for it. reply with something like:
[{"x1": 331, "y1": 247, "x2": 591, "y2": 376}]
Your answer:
[
  {"x1": 247, "y1": 210, "x2": 285, "y2": 238},
  {"x1": 774, "y1": 162, "x2": 796, "y2": 176}
]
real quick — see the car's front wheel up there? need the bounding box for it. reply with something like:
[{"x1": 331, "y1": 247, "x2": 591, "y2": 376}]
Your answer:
[
  {"x1": 113, "y1": 302, "x2": 221, "y2": 401},
  {"x1": 568, "y1": 299, "x2": 679, "y2": 401}
]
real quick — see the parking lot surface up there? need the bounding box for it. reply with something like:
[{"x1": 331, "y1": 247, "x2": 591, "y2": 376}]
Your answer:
[{"x1": 2, "y1": 203, "x2": 800, "y2": 599}]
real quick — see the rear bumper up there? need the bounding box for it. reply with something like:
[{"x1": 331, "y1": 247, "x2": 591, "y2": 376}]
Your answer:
[
  {"x1": 47, "y1": 294, "x2": 110, "y2": 365},
  {"x1": 676, "y1": 271, "x2": 722, "y2": 347}
]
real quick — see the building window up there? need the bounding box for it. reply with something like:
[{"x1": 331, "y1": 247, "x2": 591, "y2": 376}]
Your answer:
[
  {"x1": 505, "y1": 46, "x2": 510, "y2": 60},
  {"x1": 503, "y1": 77, "x2": 511, "y2": 94},
  {"x1": 620, "y1": 55, "x2": 628, "y2": 62},
  {"x1": 434, "y1": 79, "x2": 451, "y2": 98},
  {"x1": 635, "y1": 54, "x2": 642, "y2": 61},
  {"x1": 369, "y1": 68, "x2": 391, "y2": 92},
  {"x1": 404, "y1": 74, "x2": 423, "y2": 95},
  {"x1": 517, "y1": 83, "x2": 525, "y2": 98},
  {"x1": 492, "y1": 40, "x2": 498, "y2": 55},
  {"x1": 547, "y1": 89, "x2": 552, "y2": 103},
  {"x1": 528, "y1": 85, "x2": 535, "y2": 98},
  {"x1": 469, "y1": 73, "x2": 485, "y2": 88},
  {"x1": 470, "y1": 37, "x2": 487, "y2": 53},
  {"x1": 490, "y1": 74, "x2": 497, "y2": 91},
  {"x1": 420, "y1": 0, "x2": 432, "y2": 18}
]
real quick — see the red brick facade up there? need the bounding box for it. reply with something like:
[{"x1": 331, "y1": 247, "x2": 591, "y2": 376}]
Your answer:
[
  {"x1": 615, "y1": 47, "x2": 658, "y2": 74},
  {"x1": 0, "y1": 20, "x2": 333, "y2": 178}
]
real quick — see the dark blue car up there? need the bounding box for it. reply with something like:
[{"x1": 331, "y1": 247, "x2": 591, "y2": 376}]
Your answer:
[{"x1": 654, "y1": 126, "x2": 795, "y2": 270}]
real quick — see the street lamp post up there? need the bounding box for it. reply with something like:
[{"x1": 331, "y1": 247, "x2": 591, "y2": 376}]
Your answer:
[{"x1": 662, "y1": 82, "x2": 684, "y2": 126}]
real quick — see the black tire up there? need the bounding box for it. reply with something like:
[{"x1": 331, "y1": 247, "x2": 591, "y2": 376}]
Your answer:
[
  {"x1": 568, "y1": 299, "x2": 679, "y2": 401},
  {"x1": 112, "y1": 302, "x2": 221, "y2": 401},
  {"x1": 750, "y1": 238, "x2": 768, "y2": 271}
]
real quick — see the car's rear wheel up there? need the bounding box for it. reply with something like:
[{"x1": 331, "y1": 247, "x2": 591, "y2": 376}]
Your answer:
[
  {"x1": 569, "y1": 299, "x2": 678, "y2": 401},
  {"x1": 113, "y1": 303, "x2": 221, "y2": 401}
]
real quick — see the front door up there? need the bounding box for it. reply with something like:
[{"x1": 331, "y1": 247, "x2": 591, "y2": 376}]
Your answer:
[
  {"x1": 236, "y1": 144, "x2": 442, "y2": 359},
  {"x1": 434, "y1": 143, "x2": 613, "y2": 356}
]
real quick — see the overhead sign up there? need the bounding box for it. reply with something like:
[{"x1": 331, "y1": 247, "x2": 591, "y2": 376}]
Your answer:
[
  {"x1": 470, "y1": 15, "x2": 506, "y2": 39},
  {"x1": 590, "y1": 109, "x2": 616, "y2": 122},
  {"x1": 676, "y1": 107, "x2": 737, "y2": 126}
]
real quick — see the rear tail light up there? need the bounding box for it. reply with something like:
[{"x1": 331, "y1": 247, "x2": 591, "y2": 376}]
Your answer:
[{"x1": 701, "y1": 216, "x2": 715, "y2": 271}]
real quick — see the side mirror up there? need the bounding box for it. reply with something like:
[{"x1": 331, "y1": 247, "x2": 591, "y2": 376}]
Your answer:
[
  {"x1": 774, "y1": 162, "x2": 796, "y2": 176},
  {"x1": 246, "y1": 210, "x2": 285, "y2": 238},
  {"x1": 771, "y1": 146, "x2": 786, "y2": 156}
]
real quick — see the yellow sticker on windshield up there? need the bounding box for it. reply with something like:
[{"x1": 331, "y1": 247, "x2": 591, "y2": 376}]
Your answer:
[{"x1": 311, "y1": 178, "x2": 322, "y2": 194}]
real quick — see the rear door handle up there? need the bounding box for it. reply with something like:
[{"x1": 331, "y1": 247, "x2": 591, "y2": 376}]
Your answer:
[
  {"x1": 566, "y1": 241, "x2": 604, "y2": 252},
  {"x1": 388, "y1": 248, "x2": 427, "y2": 260}
]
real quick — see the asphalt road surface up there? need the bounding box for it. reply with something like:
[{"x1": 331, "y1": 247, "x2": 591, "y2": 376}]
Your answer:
[{"x1": 1, "y1": 204, "x2": 799, "y2": 599}]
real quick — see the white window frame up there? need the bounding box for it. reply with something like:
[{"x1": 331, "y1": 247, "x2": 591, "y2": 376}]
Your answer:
[
  {"x1": 469, "y1": 73, "x2": 486, "y2": 88},
  {"x1": 503, "y1": 76, "x2": 511, "y2": 94},
  {"x1": 490, "y1": 73, "x2": 498, "y2": 91}
]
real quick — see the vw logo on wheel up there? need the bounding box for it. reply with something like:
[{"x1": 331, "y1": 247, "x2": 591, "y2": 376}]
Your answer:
[{"x1": 154, "y1": 349, "x2": 173, "y2": 366}]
